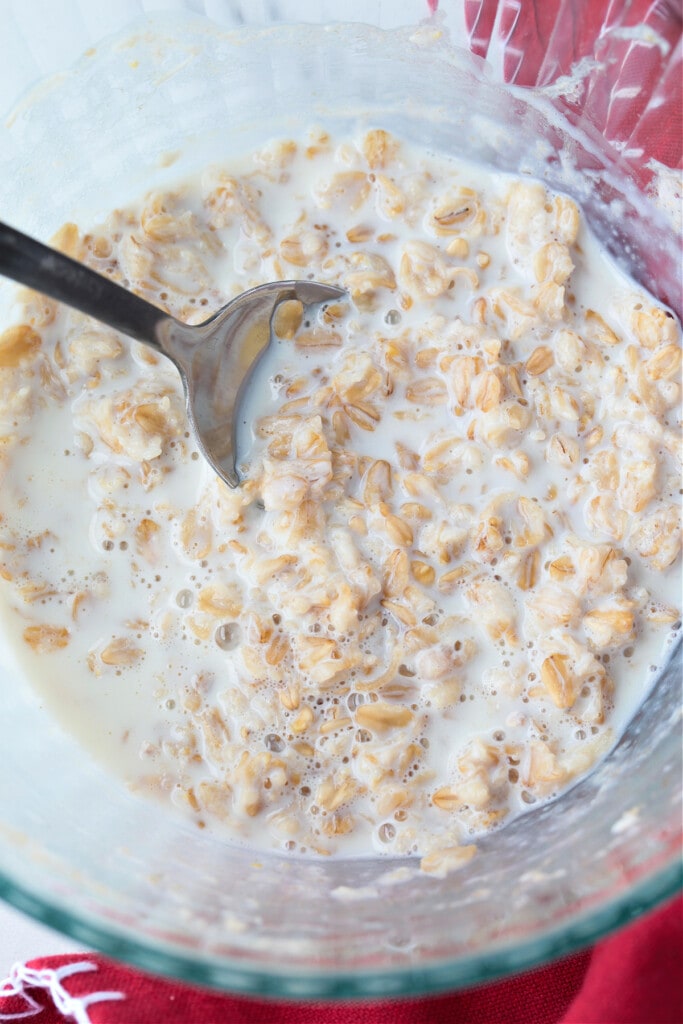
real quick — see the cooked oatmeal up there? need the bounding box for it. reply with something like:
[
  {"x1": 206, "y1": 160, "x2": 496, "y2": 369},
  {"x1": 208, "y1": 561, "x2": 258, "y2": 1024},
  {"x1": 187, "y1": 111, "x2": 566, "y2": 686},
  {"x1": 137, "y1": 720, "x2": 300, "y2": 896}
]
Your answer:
[{"x1": 0, "y1": 128, "x2": 680, "y2": 871}]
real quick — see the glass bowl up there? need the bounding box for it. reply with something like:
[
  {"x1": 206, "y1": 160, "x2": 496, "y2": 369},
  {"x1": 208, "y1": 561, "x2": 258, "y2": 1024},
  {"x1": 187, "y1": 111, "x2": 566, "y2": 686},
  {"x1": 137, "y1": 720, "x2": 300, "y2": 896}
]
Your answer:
[{"x1": 0, "y1": 3, "x2": 680, "y2": 1000}]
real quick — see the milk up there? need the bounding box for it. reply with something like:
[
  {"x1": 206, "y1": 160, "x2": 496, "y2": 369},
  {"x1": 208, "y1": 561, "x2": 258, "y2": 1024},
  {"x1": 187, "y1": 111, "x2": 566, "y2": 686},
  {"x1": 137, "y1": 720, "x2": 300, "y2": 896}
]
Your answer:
[{"x1": 0, "y1": 130, "x2": 679, "y2": 860}]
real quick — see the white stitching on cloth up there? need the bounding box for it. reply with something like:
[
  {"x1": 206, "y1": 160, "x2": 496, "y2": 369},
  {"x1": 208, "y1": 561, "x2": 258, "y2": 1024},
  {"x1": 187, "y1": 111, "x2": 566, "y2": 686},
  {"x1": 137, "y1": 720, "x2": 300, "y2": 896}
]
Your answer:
[{"x1": 0, "y1": 960, "x2": 125, "y2": 1024}]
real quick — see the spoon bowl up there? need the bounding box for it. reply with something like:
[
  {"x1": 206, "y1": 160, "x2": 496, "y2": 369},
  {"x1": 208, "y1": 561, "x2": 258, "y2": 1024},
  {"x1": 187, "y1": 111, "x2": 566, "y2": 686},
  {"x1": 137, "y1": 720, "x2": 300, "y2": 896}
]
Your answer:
[{"x1": 0, "y1": 220, "x2": 345, "y2": 487}]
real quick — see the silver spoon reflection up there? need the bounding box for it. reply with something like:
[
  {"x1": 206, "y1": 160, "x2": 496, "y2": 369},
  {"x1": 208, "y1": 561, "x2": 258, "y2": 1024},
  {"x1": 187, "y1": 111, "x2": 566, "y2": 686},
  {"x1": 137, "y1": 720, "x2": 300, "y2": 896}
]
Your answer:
[{"x1": 0, "y1": 220, "x2": 345, "y2": 487}]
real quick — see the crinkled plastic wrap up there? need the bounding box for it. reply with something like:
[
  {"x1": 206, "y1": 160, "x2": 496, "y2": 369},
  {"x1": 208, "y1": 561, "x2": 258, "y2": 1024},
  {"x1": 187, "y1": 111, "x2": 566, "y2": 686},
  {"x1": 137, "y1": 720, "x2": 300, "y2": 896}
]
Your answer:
[
  {"x1": 0, "y1": 1, "x2": 680, "y2": 1002},
  {"x1": 463, "y1": 0, "x2": 681, "y2": 170}
]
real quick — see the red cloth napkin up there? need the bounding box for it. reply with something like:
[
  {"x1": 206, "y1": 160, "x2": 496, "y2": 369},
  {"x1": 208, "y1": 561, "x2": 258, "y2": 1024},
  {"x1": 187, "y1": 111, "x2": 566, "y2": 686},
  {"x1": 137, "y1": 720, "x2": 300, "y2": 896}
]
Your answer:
[{"x1": 0, "y1": 896, "x2": 681, "y2": 1023}]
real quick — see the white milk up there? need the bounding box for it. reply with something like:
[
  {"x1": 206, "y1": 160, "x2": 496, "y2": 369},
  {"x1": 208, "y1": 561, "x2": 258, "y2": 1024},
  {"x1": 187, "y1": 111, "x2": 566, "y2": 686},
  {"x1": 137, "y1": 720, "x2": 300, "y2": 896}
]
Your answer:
[{"x1": 0, "y1": 129, "x2": 680, "y2": 862}]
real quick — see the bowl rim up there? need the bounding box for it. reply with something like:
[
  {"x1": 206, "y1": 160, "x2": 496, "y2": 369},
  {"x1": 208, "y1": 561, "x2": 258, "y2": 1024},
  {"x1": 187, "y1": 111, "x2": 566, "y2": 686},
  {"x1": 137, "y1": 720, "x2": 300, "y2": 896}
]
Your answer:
[{"x1": 1, "y1": 861, "x2": 681, "y2": 998}]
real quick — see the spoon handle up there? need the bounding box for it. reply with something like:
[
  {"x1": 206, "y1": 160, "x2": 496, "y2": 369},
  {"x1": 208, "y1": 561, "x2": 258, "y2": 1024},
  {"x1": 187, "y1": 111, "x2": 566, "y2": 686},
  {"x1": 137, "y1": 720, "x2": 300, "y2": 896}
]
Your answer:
[{"x1": 0, "y1": 220, "x2": 172, "y2": 347}]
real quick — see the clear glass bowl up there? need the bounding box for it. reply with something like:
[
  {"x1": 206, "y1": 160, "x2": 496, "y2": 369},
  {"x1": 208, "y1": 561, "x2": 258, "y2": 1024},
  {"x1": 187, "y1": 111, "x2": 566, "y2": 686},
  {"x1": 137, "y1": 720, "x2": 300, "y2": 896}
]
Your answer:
[{"x1": 0, "y1": 3, "x2": 681, "y2": 1000}]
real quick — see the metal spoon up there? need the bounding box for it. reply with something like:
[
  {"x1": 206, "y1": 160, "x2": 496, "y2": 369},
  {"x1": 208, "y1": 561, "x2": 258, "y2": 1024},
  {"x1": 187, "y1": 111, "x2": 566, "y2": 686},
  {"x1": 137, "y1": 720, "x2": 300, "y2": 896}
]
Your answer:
[{"x1": 0, "y1": 221, "x2": 345, "y2": 487}]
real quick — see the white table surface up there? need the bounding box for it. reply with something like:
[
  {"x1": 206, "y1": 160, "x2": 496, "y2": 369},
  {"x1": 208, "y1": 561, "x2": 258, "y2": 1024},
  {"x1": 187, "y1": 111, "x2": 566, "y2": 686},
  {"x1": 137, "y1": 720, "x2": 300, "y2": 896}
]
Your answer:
[{"x1": 0, "y1": 901, "x2": 88, "y2": 971}]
